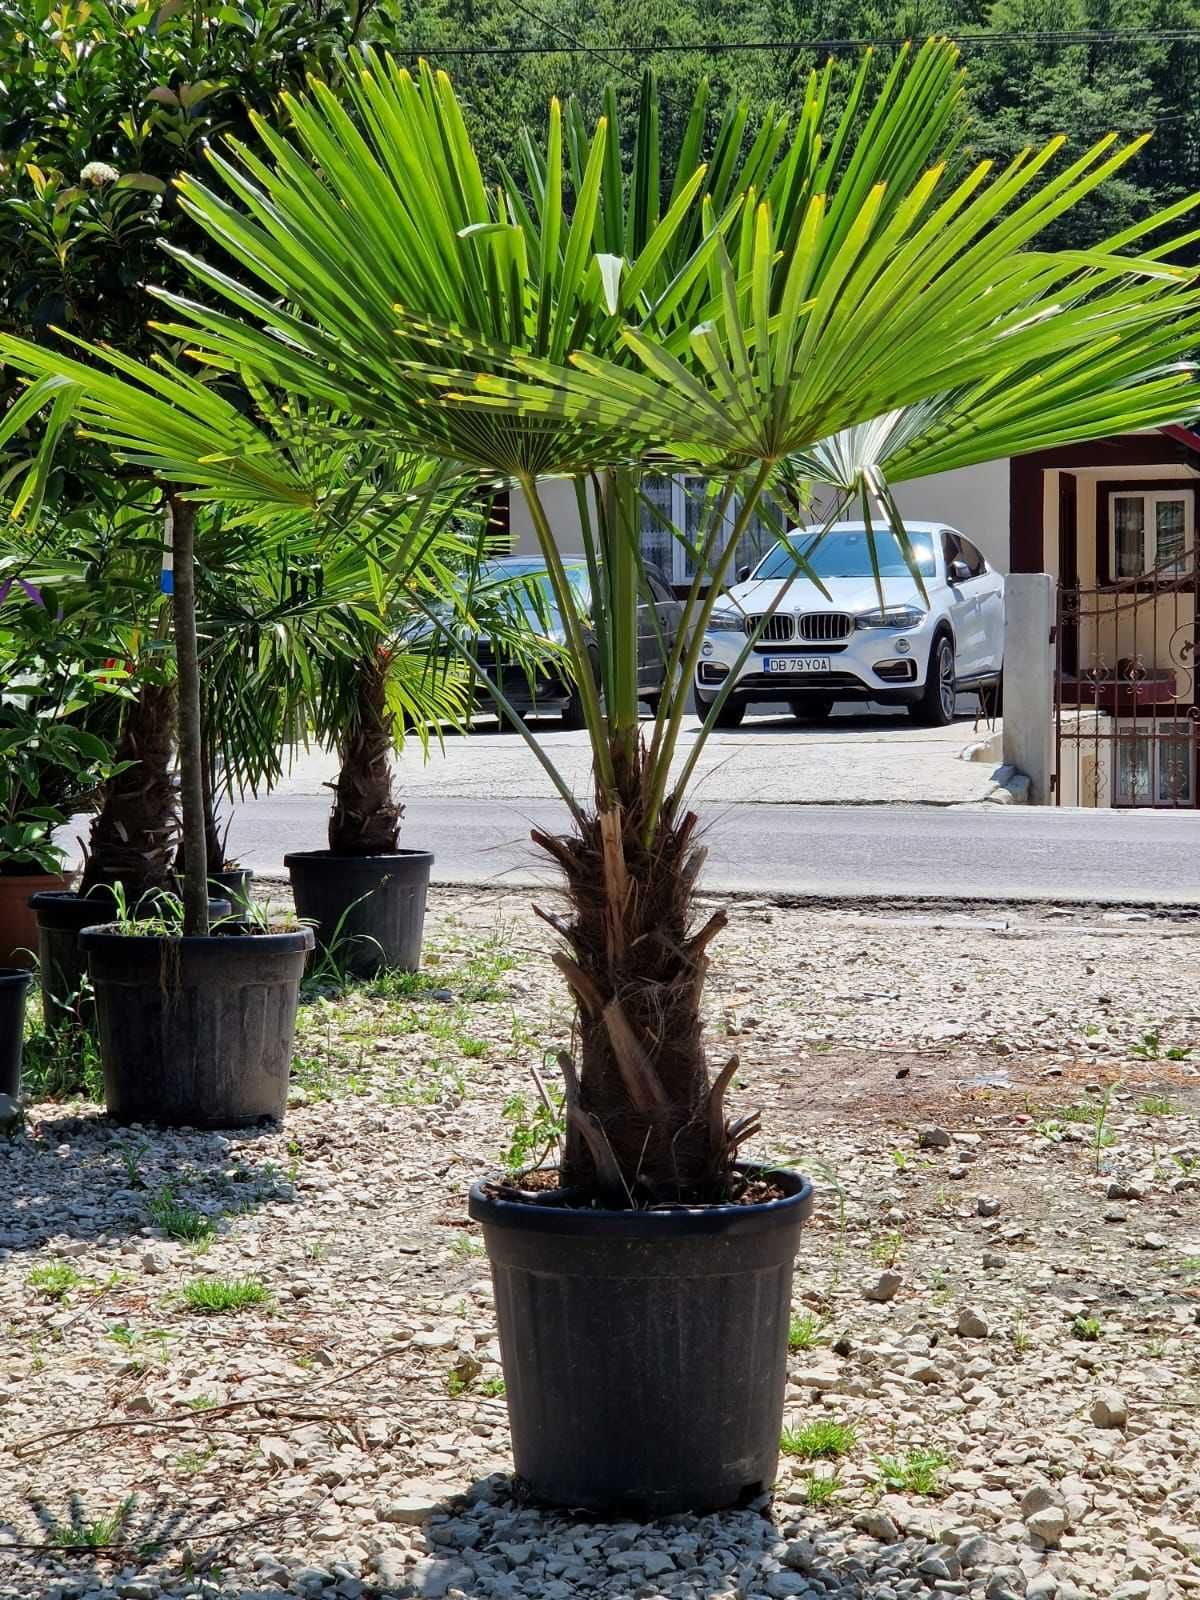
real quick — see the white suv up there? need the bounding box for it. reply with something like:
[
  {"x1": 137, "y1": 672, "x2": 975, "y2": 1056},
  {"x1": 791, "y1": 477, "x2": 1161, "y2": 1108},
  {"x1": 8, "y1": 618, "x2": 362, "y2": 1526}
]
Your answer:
[{"x1": 696, "y1": 521, "x2": 1004, "y2": 728}]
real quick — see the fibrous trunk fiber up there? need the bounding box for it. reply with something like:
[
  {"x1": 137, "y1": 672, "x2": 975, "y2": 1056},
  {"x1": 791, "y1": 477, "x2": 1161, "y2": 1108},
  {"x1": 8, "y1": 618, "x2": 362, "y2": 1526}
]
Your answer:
[
  {"x1": 328, "y1": 656, "x2": 402, "y2": 856},
  {"x1": 532, "y1": 738, "x2": 758, "y2": 1206},
  {"x1": 79, "y1": 680, "x2": 178, "y2": 900}
]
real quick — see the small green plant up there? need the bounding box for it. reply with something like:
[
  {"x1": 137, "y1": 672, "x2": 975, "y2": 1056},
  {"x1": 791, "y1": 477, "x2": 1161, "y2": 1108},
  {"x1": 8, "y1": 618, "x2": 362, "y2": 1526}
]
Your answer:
[
  {"x1": 1146, "y1": 1334, "x2": 1168, "y2": 1358},
  {"x1": 479, "y1": 1376, "x2": 506, "y2": 1397},
  {"x1": 1092, "y1": 1085, "x2": 1116, "y2": 1171},
  {"x1": 1136, "y1": 1095, "x2": 1175, "y2": 1117},
  {"x1": 148, "y1": 1188, "x2": 214, "y2": 1243},
  {"x1": 28, "y1": 1262, "x2": 83, "y2": 1302},
  {"x1": 303, "y1": 1240, "x2": 326, "y2": 1262},
  {"x1": 1131, "y1": 1031, "x2": 1189, "y2": 1061},
  {"x1": 1173, "y1": 1153, "x2": 1200, "y2": 1177},
  {"x1": 20, "y1": 1017, "x2": 104, "y2": 1102},
  {"x1": 174, "y1": 1446, "x2": 216, "y2": 1476},
  {"x1": 779, "y1": 1420, "x2": 857, "y2": 1461},
  {"x1": 870, "y1": 1230, "x2": 903, "y2": 1269},
  {"x1": 290, "y1": 1053, "x2": 337, "y2": 1102},
  {"x1": 106, "y1": 1324, "x2": 139, "y2": 1347},
  {"x1": 1033, "y1": 1118, "x2": 1066, "y2": 1143},
  {"x1": 44, "y1": 1496, "x2": 135, "y2": 1549},
  {"x1": 1010, "y1": 1319, "x2": 1032, "y2": 1355},
  {"x1": 1071, "y1": 1314, "x2": 1102, "y2": 1341},
  {"x1": 458, "y1": 1036, "x2": 489, "y2": 1059},
  {"x1": 182, "y1": 1276, "x2": 270, "y2": 1315},
  {"x1": 788, "y1": 1313, "x2": 824, "y2": 1353},
  {"x1": 891, "y1": 1149, "x2": 910, "y2": 1173},
  {"x1": 801, "y1": 1472, "x2": 842, "y2": 1506},
  {"x1": 183, "y1": 1394, "x2": 219, "y2": 1411},
  {"x1": 876, "y1": 1448, "x2": 952, "y2": 1497},
  {"x1": 449, "y1": 1233, "x2": 484, "y2": 1262},
  {"x1": 500, "y1": 1076, "x2": 565, "y2": 1175}
]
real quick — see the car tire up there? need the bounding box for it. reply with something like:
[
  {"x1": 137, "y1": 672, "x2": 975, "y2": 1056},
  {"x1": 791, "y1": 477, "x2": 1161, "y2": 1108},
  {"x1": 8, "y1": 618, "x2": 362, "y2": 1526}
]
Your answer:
[
  {"x1": 560, "y1": 692, "x2": 585, "y2": 730},
  {"x1": 909, "y1": 634, "x2": 957, "y2": 726},
  {"x1": 711, "y1": 698, "x2": 746, "y2": 729},
  {"x1": 789, "y1": 695, "x2": 833, "y2": 722}
]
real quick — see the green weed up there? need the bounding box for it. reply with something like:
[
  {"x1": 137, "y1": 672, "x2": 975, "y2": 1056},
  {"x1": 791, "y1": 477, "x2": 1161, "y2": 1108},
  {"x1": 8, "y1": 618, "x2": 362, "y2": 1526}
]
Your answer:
[
  {"x1": 876, "y1": 1448, "x2": 952, "y2": 1497},
  {"x1": 148, "y1": 1188, "x2": 214, "y2": 1243},
  {"x1": 1137, "y1": 1095, "x2": 1176, "y2": 1116},
  {"x1": 181, "y1": 1277, "x2": 270, "y2": 1315},
  {"x1": 1071, "y1": 1314, "x2": 1102, "y2": 1341},
  {"x1": 779, "y1": 1420, "x2": 857, "y2": 1461},
  {"x1": 787, "y1": 1313, "x2": 824, "y2": 1353},
  {"x1": 800, "y1": 1473, "x2": 842, "y2": 1506},
  {"x1": 28, "y1": 1262, "x2": 83, "y2": 1302},
  {"x1": 44, "y1": 1497, "x2": 135, "y2": 1549}
]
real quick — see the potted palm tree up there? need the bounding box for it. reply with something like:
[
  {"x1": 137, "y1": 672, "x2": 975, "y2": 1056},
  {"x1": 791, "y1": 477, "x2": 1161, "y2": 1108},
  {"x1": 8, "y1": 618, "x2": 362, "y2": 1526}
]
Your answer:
[{"x1": 7, "y1": 41, "x2": 1200, "y2": 1505}]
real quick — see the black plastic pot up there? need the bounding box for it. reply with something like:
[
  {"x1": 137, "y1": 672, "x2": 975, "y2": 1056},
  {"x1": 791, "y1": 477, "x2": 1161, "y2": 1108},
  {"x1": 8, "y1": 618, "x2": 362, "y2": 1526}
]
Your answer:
[
  {"x1": 79, "y1": 924, "x2": 313, "y2": 1127},
  {"x1": 284, "y1": 849, "x2": 433, "y2": 977},
  {"x1": 30, "y1": 891, "x2": 231, "y2": 1033},
  {"x1": 0, "y1": 967, "x2": 33, "y2": 1099},
  {"x1": 468, "y1": 1166, "x2": 815, "y2": 1516}
]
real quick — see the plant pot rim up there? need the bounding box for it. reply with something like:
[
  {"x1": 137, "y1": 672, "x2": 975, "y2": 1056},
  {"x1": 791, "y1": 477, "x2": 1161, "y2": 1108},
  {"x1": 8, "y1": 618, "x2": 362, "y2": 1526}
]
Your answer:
[
  {"x1": 284, "y1": 848, "x2": 434, "y2": 866},
  {"x1": 79, "y1": 925, "x2": 315, "y2": 954},
  {"x1": 29, "y1": 888, "x2": 121, "y2": 908},
  {"x1": 468, "y1": 1164, "x2": 814, "y2": 1239},
  {"x1": 0, "y1": 967, "x2": 34, "y2": 989}
]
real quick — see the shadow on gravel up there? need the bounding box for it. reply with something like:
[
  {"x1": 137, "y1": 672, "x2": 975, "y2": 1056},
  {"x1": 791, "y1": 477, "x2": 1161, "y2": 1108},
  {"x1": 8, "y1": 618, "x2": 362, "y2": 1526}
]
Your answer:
[
  {"x1": 0, "y1": 1110, "x2": 286, "y2": 1254},
  {"x1": 0, "y1": 1470, "x2": 1037, "y2": 1598}
]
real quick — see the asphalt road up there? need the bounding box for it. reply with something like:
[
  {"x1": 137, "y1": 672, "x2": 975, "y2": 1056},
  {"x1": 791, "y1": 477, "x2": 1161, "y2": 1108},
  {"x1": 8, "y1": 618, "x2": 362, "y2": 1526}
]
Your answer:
[{"x1": 230, "y1": 794, "x2": 1200, "y2": 906}]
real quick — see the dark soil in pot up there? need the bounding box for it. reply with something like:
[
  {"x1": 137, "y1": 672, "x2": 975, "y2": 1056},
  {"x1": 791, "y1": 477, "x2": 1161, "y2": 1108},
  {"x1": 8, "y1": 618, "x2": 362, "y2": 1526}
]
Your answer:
[
  {"x1": 284, "y1": 850, "x2": 432, "y2": 978},
  {"x1": 79, "y1": 923, "x2": 312, "y2": 1127},
  {"x1": 0, "y1": 869, "x2": 72, "y2": 967},
  {"x1": 0, "y1": 967, "x2": 33, "y2": 1099},
  {"x1": 31, "y1": 891, "x2": 231, "y2": 1034},
  {"x1": 468, "y1": 1165, "x2": 815, "y2": 1517}
]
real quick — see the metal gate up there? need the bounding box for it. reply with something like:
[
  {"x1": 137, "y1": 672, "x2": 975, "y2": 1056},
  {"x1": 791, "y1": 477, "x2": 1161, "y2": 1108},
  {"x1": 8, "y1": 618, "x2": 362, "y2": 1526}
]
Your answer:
[{"x1": 1055, "y1": 554, "x2": 1200, "y2": 807}]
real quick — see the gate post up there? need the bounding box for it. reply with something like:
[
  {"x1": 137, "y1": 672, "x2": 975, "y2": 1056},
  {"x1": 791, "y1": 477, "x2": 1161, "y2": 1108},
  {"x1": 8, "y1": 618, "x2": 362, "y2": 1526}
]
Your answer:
[{"x1": 1002, "y1": 573, "x2": 1056, "y2": 804}]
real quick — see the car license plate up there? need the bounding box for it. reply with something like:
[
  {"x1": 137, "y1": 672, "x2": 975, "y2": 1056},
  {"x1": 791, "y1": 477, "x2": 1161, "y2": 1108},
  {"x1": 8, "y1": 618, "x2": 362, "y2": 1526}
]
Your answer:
[{"x1": 763, "y1": 656, "x2": 831, "y2": 674}]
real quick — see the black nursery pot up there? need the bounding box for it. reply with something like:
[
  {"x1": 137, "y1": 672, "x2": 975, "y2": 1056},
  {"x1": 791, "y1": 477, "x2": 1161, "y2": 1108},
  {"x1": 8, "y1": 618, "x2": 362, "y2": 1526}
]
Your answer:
[
  {"x1": 30, "y1": 891, "x2": 231, "y2": 1033},
  {"x1": 0, "y1": 967, "x2": 33, "y2": 1099},
  {"x1": 468, "y1": 1166, "x2": 816, "y2": 1517},
  {"x1": 79, "y1": 924, "x2": 313, "y2": 1127},
  {"x1": 284, "y1": 849, "x2": 433, "y2": 978}
]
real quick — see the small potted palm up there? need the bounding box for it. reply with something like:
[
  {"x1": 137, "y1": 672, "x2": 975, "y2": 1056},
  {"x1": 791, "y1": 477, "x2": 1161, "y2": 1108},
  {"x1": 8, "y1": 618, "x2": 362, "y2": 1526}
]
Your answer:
[{"x1": 8, "y1": 40, "x2": 1200, "y2": 1506}]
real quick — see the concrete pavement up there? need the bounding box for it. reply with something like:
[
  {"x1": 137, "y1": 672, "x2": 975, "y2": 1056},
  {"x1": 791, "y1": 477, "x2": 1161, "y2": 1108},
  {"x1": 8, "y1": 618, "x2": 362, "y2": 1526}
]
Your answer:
[{"x1": 264, "y1": 703, "x2": 1006, "y2": 807}]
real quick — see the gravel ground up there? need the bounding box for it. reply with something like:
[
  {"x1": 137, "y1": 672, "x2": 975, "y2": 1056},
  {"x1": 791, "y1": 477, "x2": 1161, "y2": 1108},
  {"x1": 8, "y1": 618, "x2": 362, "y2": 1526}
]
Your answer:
[{"x1": 2, "y1": 888, "x2": 1199, "y2": 1600}]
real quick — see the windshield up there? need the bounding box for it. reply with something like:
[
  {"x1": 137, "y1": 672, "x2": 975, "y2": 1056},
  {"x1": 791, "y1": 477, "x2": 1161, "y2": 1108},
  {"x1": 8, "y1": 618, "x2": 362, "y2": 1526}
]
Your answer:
[
  {"x1": 752, "y1": 529, "x2": 937, "y2": 581},
  {"x1": 478, "y1": 561, "x2": 591, "y2": 623}
]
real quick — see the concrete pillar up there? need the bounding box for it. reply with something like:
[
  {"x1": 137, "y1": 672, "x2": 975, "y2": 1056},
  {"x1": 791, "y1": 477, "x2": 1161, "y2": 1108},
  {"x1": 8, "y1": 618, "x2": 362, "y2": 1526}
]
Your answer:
[{"x1": 1002, "y1": 573, "x2": 1056, "y2": 804}]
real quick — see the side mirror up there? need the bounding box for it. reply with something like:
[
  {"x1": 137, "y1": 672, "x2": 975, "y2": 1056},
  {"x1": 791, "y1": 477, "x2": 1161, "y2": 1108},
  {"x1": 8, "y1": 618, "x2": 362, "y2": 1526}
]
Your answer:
[
  {"x1": 736, "y1": 564, "x2": 751, "y2": 583},
  {"x1": 948, "y1": 558, "x2": 971, "y2": 584}
]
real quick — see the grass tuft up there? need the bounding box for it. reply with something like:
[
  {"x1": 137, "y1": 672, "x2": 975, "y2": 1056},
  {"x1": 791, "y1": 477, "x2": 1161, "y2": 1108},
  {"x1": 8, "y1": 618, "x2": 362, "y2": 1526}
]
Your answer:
[
  {"x1": 28, "y1": 1262, "x2": 84, "y2": 1301},
  {"x1": 181, "y1": 1276, "x2": 270, "y2": 1315},
  {"x1": 787, "y1": 1312, "x2": 824, "y2": 1353},
  {"x1": 780, "y1": 1419, "x2": 856, "y2": 1460},
  {"x1": 877, "y1": 1447, "x2": 952, "y2": 1496},
  {"x1": 148, "y1": 1188, "x2": 214, "y2": 1242}
]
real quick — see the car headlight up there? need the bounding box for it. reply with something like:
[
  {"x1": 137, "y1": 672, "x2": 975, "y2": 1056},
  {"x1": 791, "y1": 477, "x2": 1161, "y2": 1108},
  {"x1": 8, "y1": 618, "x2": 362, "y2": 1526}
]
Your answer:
[
  {"x1": 706, "y1": 609, "x2": 745, "y2": 633},
  {"x1": 855, "y1": 606, "x2": 927, "y2": 630}
]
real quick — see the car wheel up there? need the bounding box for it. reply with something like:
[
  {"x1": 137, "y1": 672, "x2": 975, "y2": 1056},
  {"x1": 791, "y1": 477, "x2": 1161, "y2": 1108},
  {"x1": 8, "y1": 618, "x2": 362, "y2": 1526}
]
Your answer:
[
  {"x1": 789, "y1": 695, "x2": 833, "y2": 722},
  {"x1": 909, "y1": 634, "x2": 956, "y2": 726},
  {"x1": 560, "y1": 691, "x2": 585, "y2": 730},
  {"x1": 711, "y1": 698, "x2": 746, "y2": 729}
]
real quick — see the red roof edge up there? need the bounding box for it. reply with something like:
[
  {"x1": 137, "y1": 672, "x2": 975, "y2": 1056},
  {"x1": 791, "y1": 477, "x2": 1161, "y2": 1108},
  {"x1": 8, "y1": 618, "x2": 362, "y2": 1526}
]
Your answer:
[{"x1": 1161, "y1": 422, "x2": 1200, "y2": 458}]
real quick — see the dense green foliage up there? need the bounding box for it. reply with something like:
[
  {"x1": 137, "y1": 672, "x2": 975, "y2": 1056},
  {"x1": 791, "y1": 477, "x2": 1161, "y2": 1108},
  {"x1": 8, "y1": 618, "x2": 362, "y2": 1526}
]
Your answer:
[{"x1": 376, "y1": 0, "x2": 1200, "y2": 246}]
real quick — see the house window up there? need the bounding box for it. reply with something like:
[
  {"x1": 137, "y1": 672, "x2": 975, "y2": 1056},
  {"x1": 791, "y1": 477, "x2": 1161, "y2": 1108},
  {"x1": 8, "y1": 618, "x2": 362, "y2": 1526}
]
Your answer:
[
  {"x1": 640, "y1": 475, "x2": 780, "y2": 586},
  {"x1": 1114, "y1": 720, "x2": 1195, "y2": 806},
  {"x1": 1109, "y1": 490, "x2": 1192, "y2": 579}
]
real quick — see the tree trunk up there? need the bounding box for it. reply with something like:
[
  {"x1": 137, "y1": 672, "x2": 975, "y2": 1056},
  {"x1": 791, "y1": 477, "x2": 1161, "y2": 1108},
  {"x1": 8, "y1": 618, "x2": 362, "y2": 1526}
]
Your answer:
[
  {"x1": 171, "y1": 496, "x2": 210, "y2": 937},
  {"x1": 328, "y1": 654, "x2": 402, "y2": 855},
  {"x1": 532, "y1": 739, "x2": 755, "y2": 1207},
  {"x1": 79, "y1": 680, "x2": 178, "y2": 902}
]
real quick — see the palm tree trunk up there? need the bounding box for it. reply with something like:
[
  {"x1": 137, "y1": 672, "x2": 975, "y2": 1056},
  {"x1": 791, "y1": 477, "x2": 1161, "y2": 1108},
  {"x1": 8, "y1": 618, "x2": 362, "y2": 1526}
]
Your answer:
[
  {"x1": 328, "y1": 653, "x2": 403, "y2": 855},
  {"x1": 532, "y1": 740, "x2": 755, "y2": 1206},
  {"x1": 79, "y1": 680, "x2": 178, "y2": 901}
]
